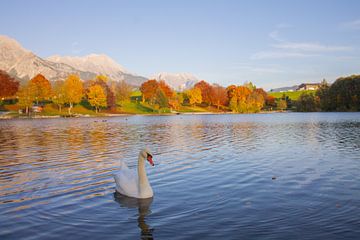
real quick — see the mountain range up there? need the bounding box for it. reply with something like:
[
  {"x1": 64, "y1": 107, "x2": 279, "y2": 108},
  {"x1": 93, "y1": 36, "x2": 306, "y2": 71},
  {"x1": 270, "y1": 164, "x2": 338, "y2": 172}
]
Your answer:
[
  {"x1": 0, "y1": 35, "x2": 199, "y2": 89},
  {"x1": 151, "y1": 72, "x2": 198, "y2": 91}
]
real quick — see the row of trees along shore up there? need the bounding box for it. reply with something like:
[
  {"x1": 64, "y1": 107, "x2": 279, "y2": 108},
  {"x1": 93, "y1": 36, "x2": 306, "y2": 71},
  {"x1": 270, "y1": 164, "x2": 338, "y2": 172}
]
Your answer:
[{"x1": 1, "y1": 69, "x2": 359, "y2": 115}]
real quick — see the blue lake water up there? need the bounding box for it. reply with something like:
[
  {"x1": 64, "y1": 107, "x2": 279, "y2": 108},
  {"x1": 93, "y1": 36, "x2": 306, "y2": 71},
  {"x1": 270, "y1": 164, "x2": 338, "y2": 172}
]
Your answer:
[{"x1": 0, "y1": 113, "x2": 359, "y2": 239}]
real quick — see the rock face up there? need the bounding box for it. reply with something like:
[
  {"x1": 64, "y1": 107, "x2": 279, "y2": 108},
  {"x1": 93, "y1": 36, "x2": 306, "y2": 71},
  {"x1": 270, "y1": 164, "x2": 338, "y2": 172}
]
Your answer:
[
  {"x1": 0, "y1": 35, "x2": 146, "y2": 85},
  {"x1": 151, "y1": 72, "x2": 199, "y2": 91}
]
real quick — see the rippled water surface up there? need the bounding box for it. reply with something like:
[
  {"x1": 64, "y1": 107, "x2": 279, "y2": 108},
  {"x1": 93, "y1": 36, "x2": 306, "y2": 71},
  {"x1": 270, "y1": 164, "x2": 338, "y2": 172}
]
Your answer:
[{"x1": 0, "y1": 113, "x2": 359, "y2": 239}]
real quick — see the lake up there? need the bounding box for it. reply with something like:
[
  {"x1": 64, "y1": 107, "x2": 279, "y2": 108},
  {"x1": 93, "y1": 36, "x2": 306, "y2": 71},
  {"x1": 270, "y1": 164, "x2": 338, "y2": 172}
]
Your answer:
[{"x1": 0, "y1": 113, "x2": 359, "y2": 239}]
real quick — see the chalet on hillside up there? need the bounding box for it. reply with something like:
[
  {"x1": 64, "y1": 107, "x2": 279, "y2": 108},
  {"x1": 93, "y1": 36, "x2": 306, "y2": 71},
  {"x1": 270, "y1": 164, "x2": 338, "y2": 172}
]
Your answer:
[{"x1": 296, "y1": 83, "x2": 321, "y2": 91}]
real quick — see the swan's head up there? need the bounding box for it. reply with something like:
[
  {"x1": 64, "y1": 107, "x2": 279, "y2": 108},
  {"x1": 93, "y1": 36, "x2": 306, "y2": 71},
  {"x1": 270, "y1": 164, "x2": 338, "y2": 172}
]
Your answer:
[{"x1": 140, "y1": 148, "x2": 154, "y2": 166}]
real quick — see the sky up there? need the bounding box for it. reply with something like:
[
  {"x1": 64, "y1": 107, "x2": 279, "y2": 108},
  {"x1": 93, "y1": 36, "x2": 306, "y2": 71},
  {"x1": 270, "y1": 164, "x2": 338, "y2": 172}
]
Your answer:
[{"x1": 1, "y1": 0, "x2": 360, "y2": 90}]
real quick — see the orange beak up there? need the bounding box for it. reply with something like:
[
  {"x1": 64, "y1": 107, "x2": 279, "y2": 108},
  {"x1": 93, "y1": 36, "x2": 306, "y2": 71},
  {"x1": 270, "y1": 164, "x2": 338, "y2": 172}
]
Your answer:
[{"x1": 147, "y1": 154, "x2": 154, "y2": 166}]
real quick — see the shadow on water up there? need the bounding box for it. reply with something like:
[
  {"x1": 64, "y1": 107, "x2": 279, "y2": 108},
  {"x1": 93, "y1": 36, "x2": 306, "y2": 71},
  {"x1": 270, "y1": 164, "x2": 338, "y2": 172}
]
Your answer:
[{"x1": 113, "y1": 191, "x2": 154, "y2": 240}]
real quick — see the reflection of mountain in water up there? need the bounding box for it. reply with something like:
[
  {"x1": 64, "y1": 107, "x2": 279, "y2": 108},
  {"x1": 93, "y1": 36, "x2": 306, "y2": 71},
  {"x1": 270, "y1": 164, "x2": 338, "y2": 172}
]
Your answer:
[{"x1": 114, "y1": 191, "x2": 154, "y2": 240}]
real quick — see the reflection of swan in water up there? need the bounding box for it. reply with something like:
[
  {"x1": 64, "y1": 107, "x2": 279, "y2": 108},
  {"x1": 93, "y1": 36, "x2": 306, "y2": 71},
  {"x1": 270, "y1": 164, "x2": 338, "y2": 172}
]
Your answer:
[{"x1": 114, "y1": 191, "x2": 154, "y2": 239}]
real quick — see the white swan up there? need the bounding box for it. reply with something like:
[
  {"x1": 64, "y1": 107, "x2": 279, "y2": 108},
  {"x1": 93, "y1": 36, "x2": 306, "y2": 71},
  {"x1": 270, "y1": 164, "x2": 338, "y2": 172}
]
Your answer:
[{"x1": 114, "y1": 148, "x2": 155, "y2": 199}]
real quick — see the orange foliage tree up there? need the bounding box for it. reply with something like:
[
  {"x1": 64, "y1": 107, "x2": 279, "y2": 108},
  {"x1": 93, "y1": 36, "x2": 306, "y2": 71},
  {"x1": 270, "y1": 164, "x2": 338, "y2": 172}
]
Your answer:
[
  {"x1": 158, "y1": 81, "x2": 174, "y2": 98},
  {"x1": 194, "y1": 80, "x2": 214, "y2": 105},
  {"x1": 0, "y1": 70, "x2": 19, "y2": 99},
  {"x1": 140, "y1": 80, "x2": 159, "y2": 103},
  {"x1": 29, "y1": 74, "x2": 52, "y2": 104},
  {"x1": 227, "y1": 85, "x2": 267, "y2": 113},
  {"x1": 227, "y1": 85, "x2": 251, "y2": 112},
  {"x1": 212, "y1": 84, "x2": 227, "y2": 109}
]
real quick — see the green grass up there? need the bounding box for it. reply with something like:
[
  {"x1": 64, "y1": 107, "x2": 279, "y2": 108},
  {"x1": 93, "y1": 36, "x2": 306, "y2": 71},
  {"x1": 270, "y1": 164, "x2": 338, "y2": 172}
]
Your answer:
[
  {"x1": 117, "y1": 101, "x2": 156, "y2": 114},
  {"x1": 268, "y1": 90, "x2": 316, "y2": 100},
  {"x1": 131, "y1": 90, "x2": 142, "y2": 97}
]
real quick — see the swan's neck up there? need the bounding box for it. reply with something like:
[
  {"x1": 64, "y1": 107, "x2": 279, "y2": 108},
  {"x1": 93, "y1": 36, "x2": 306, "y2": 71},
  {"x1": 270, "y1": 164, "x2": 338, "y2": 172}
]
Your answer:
[{"x1": 137, "y1": 155, "x2": 152, "y2": 197}]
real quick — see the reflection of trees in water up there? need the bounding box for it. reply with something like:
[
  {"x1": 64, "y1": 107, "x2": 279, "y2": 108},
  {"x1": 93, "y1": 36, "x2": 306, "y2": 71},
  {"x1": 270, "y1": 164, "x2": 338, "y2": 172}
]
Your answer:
[
  {"x1": 114, "y1": 192, "x2": 154, "y2": 240},
  {"x1": 64, "y1": 127, "x2": 84, "y2": 150}
]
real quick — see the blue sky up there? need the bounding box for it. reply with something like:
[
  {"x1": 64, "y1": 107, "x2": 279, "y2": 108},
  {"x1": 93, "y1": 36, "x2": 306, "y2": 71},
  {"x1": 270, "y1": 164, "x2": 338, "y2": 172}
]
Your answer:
[{"x1": 1, "y1": 0, "x2": 360, "y2": 89}]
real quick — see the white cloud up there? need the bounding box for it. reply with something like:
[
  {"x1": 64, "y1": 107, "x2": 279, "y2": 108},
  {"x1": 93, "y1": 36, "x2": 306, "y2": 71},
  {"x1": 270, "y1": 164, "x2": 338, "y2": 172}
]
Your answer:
[
  {"x1": 272, "y1": 42, "x2": 352, "y2": 52},
  {"x1": 251, "y1": 51, "x2": 319, "y2": 60},
  {"x1": 268, "y1": 31, "x2": 284, "y2": 42},
  {"x1": 252, "y1": 26, "x2": 353, "y2": 60},
  {"x1": 231, "y1": 63, "x2": 285, "y2": 74},
  {"x1": 342, "y1": 19, "x2": 360, "y2": 30}
]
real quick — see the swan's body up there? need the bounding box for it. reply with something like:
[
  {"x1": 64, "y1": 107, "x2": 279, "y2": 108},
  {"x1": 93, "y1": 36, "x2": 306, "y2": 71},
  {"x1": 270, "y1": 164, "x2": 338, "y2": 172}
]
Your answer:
[{"x1": 114, "y1": 148, "x2": 154, "y2": 199}]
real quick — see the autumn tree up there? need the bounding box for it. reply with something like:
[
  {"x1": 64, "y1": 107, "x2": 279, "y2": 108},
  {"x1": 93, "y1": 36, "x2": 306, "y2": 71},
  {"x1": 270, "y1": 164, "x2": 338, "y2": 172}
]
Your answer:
[
  {"x1": 226, "y1": 85, "x2": 237, "y2": 100},
  {"x1": 158, "y1": 81, "x2": 174, "y2": 98},
  {"x1": 0, "y1": 70, "x2": 19, "y2": 100},
  {"x1": 64, "y1": 74, "x2": 84, "y2": 115},
  {"x1": 140, "y1": 80, "x2": 159, "y2": 103},
  {"x1": 116, "y1": 80, "x2": 133, "y2": 103},
  {"x1": 265, "y1": 95, "x2": 276, "y2": 109},
  {"x1": 88, "y1": 85, "x2": 107, "y2": 113},
  {"x1": 168, "y1": 93, "x2": 182, "y2": 111},
  {"x1": 228, "y1": 86, "x2": 251, "y2": 113},
  {"x1": 17, "y1": 83, "x2": 35, "y2": 115},
  {"x1": 29, "y1": 74, "x2": 52, "y2": 104},
  {"x1": 212, "y1": 84, "x2": 227, "y2": 109},
  {"x1": 185, "y1": 87, "x2": 202, "y2": 106},
  {"x1": 92, "y1": 75, "x2": 115, "y2": 111},
  {"x1": 247, "y1": 91, "x2": 265, "y2": 112},
  {"x1": 52, "y1": 80, "x2": 66, "y2": 112},
  {"x1": 194, "y1": 80, "x2": 214, "y2": 105}
]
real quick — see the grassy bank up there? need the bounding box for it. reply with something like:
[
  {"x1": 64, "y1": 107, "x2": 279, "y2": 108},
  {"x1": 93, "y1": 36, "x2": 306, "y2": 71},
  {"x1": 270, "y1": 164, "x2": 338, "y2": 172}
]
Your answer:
[
  {"x1": 1, "y1": 100, "x2": 232, "y2": 118},
  {"x1": 268, "y1": 90, "x2": 316, "y2": 100}
]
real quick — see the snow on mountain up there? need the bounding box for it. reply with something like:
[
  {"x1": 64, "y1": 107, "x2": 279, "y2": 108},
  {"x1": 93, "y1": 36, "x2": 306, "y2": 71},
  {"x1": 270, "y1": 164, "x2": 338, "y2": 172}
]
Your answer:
[
  {"x1": 47, "y1": 54, "x2": 128, "y2": 75},
  {"x1": 151, "y1": 72, "x2": 199, "y2": 91},
  {"x1": 0, "y1": 35, "x2": 96, "y2": 81},
  {"x1": 46, "y1": 54, "x2": 147, "y2": 86}
]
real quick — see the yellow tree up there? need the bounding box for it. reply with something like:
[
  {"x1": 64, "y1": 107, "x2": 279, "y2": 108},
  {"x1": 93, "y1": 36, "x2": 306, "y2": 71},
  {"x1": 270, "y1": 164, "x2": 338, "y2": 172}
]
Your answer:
[
  {"x1": 186, "y1": 87, "x2": 202, "y2": 106},
  {"x1": 96, "y1": 75, "x2": 108, "y2": 83},
  {"x1": 52, "y1": 80, "x2": 66, "y2": 112},
  {"x1": 29, "y1": 74, "x2": 52, "y2": 104},
  {"x1": 64, "y1": 74, "x2": 84, "y2": 115},
  {"x1": 17, "y1": 83, "x2": 35, "y2": 115},
  {"x1": 88, "y1": 85, "x2": 107, "y2": 113}
]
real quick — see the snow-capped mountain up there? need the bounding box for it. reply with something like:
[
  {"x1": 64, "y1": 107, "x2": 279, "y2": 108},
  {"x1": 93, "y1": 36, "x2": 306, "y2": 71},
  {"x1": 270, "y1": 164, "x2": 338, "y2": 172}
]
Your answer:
[
  {"x1": 47, "y1": 54, "x2": 128, "y2": 74},
  {"x1": 0, "y1": 35, "x2": 146, "y2": 85},
  {"x1": 47, "y1": 53, "x2": 147, "y2": 86},
  {"x1": 151, "y1": 72, "x2": 199, "y2": 91},
  {"x1": 0, "y1": 35, "x2": 96, "y2": 82}
]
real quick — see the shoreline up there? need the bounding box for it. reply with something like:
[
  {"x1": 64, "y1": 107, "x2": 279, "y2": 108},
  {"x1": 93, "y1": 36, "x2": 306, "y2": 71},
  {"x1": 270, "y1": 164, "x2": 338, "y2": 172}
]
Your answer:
[{"x1": 0, "y1": 110, "x2": 288, "y2": 120}]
